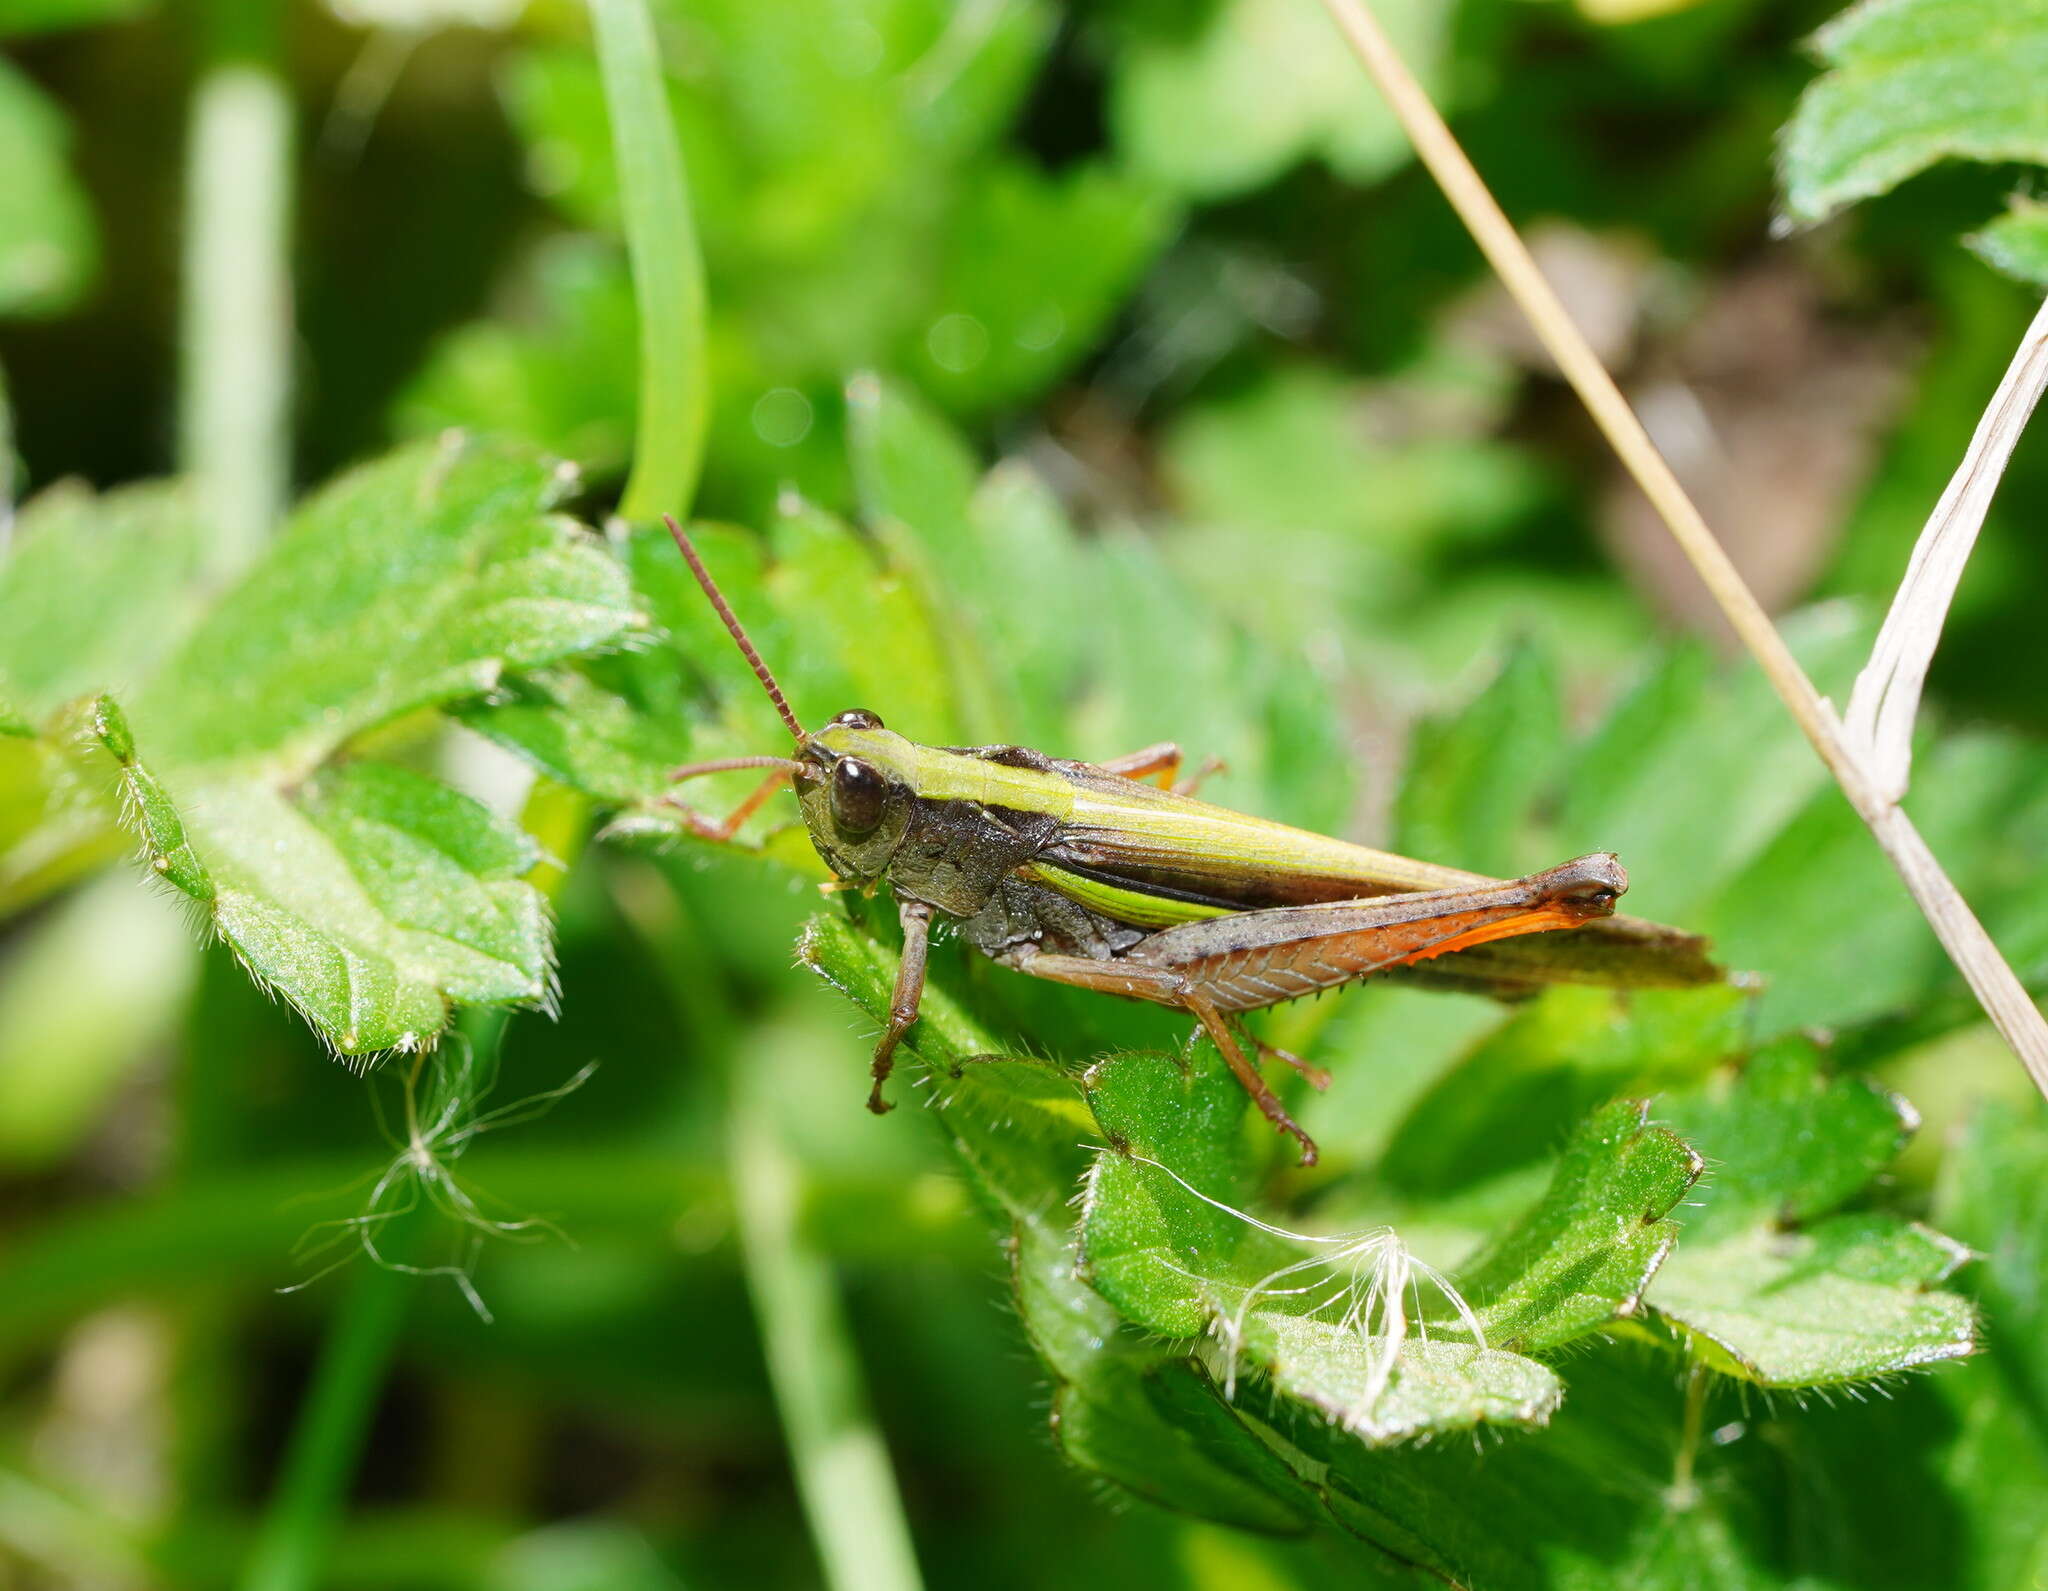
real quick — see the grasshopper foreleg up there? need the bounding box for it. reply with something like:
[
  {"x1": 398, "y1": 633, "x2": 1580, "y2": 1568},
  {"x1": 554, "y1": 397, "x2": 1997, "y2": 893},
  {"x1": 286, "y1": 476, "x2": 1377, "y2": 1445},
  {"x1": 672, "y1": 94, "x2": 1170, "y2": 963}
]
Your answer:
[
  {"x1": 867, "y1": 897, "x2": 933, "y2": 1114},
  {"x1": 663, "y1": 756, "x2": 801, "y2": 842}
]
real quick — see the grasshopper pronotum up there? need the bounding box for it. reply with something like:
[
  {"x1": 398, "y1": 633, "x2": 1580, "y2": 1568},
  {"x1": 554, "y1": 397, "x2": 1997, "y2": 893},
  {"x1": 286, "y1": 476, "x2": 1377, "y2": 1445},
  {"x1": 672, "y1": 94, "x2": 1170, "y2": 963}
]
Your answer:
[{"x1": 660, "y1": 519, "x2": 1717, "y2": 1164}]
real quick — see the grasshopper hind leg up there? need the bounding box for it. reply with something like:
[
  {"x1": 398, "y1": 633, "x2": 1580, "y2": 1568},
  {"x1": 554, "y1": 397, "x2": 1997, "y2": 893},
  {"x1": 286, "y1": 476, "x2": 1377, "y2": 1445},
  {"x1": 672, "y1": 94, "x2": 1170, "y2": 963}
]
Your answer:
[
  {"x1": 996, "y1": 948, "x2": 1323, "y2": 1165},
  {"x1": 1187, "y1": 992, "x2": 1321, "y2": 1166},
  {"x1": 1238, "y1": 1021, "x2": 1332, "y2": 1091}
]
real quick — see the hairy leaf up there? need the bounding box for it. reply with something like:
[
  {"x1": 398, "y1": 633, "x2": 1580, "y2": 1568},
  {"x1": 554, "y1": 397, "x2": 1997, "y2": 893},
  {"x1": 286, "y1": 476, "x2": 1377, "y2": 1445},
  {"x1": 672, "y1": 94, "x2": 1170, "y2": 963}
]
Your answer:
[
  {"x1": 99, "y1": 719, "x2": 551, "y2": 1053},
  {"x1": 1649, "y1": 1041, "x2": 1977, "y2": 1385},
  {"x1": 1078, "y1": 1048, "x2": 1568, "y2": 1443},
  {"x1": 1237, "y1": 1314, "x2": 1562, "y2": 1443},
  {"x1": 64, "y1": 437, "x2": 642, "y2": 1051},
  {"x1": 1014, "y1": 1220, "x2": 1312, "y2": 1534},
  {"x1": 1782, "y1": 0, "x2": 2048, "y2": 224},
  {"x1": 1451, "y1": 1099, "x2": 1702, "y2": 1353},
  {"x1": 130, "y1": 435, "x2": 634, "y2": 780}
]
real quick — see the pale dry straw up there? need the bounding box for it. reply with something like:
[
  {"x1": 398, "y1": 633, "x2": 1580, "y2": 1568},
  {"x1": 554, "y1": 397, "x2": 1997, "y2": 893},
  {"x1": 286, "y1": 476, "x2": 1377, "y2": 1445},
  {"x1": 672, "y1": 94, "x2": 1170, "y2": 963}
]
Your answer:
[{"x1": 1313, "y1": 0, "x2": 2048, "y2": 1103}]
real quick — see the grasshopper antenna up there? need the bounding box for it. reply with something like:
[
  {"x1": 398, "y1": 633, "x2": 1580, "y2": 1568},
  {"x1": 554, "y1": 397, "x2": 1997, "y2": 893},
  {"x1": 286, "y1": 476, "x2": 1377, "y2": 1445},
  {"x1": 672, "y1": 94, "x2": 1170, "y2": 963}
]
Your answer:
[{"x1": 663, "y1": 514, "x2": 805, "y2": 742}]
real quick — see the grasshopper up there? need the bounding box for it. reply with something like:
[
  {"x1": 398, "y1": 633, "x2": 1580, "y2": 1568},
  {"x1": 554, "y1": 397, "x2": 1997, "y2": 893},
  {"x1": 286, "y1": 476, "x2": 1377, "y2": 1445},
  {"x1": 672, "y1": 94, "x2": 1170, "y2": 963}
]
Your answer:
[{"x1": 659, "y1": 519, "x2": 1716, "y2": 1165}]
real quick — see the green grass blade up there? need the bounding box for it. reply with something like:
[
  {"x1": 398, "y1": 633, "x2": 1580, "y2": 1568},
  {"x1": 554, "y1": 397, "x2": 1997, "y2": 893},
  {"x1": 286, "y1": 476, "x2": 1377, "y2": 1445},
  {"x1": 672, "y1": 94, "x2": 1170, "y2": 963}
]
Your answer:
[
  {"x1": 589, "y1": 0, "x2": 708, "y2": 521},
  {"x1": 730, "y1": 1061, "x2": 927, "y2": 1591},
  {"x1": 234, "y1": 1205, "x2": 421, "y2": 1591},
  {"x1": 178, "y1": 0, "x2": 292, "y2": 579}
]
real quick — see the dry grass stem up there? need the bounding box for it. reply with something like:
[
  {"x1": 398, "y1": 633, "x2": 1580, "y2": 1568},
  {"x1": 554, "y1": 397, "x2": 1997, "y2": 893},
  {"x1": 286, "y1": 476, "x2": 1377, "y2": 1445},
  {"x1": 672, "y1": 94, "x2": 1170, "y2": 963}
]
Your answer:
[
  {"x1": 1313, "y1": 0, "x2": 2048, "y2": 1102},
  {"x1": 1846, "y1": 293, "x2": 2048, "y2": 802}
]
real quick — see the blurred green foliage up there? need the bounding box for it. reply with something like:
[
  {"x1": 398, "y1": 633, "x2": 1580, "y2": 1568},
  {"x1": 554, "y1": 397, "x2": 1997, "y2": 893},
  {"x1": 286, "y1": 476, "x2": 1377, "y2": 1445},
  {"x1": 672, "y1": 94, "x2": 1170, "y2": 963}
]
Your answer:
[{"x1": 4, "y1": 0, "x2": 2048, "y2": 1588}]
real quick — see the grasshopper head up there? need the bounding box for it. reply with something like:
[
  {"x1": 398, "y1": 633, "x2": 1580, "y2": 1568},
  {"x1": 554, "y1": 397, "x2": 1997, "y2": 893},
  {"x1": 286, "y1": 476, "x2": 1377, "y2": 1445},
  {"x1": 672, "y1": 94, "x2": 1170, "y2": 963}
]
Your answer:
[
  {"x1": 795, "y1": 709, "x2": 916, "y2": 881},
  {"x1": 663, "y1": 518, "x2": 916, "y2": 881},
  {"x1": 1530, "y1": 853, "x2": 1627, "y2": 921}
]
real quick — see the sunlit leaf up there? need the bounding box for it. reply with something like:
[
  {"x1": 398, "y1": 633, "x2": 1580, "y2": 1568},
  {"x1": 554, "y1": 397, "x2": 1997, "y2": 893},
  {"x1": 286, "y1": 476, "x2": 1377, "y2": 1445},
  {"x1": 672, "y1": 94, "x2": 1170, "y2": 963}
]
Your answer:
[
  {"x1": 1781, "y1": 0, "x2": 2048, "y2": 225},
  {"x1": 59, "y1": 436, "x2": 643, "y2": 1052},
  {"x1": 130, "y1": 435, "x2": 635, "y2": 779},
  {"x1": 98, "y1": 721, "x2": 552, "y2": 1053},
  {"x1": 1649, "y1": 1041, "x2": 1977, "y2": 1385},
  {"x1": 1451, "y1": 1098, "x2": 1701, "y2": 1353},
  {"x1": 1112, "y1": 0, "x2": 1450, "y2": 200},
  {"x1": 0, "y1": 479, "x2": 203, "y2": 722}
]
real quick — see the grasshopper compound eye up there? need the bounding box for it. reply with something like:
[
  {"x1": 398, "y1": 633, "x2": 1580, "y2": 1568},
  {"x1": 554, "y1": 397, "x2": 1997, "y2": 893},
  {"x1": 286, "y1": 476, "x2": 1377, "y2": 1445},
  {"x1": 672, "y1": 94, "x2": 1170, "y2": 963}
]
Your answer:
[
  {"x1": 830, "y1": 757, "x2": 889, "y2": 836},
  {"x1": 830, "y1": 708, "x2": 885, "y2": 731}
]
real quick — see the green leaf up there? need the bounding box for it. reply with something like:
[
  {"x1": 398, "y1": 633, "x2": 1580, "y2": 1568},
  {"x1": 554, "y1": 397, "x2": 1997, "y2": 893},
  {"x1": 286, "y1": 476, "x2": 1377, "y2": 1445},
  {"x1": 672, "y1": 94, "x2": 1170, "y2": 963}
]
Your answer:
[
  {"x1": 1237, "y1": 1314, "x2": 1561, "y2": 1443},
  {"x1": 1648, "y1": 1041, "x2": 1978, "y2": 1385},
  {"x1": 1112, "y1": 0, "x2": 1451, "y2": 200},
  {"x1": 1967, "y1": 195, "x2": 2048, "y2": 287},
  {"x1": 1013, "y1": 1220, "x2": 1313, "y2": 1534},
  {"x1": 800, "y1": 910, "x2": 1316, "y2": 1528},
  {"x1": 1933, "y1": 1101, "x2": 2048, "y2": 1591},
  {"x1": 763, "y1": 495, "x2": 962, "y2": 744},
  {"x1": 1079, "y1": 1046, "x2": 1267, "y2": 1338},
  {"x1": 1078, "y1": 1047, "x2": 1567, "y2": 1443},
  {"x1": 1937, "y1": 1098, "x2": 2048, "y2": 1398},
  {"x1": 848, "y1": 375, "x2": 1089, "y2": 746},
  {"x1": 0, "y1": 714, "x2": 123, "y2": 917},
  {"x1": 1451, "y1": 1099, "x2": 1702, "y2": 1353},
  {"x1": 1661, "y1": 1040, "x2": 1912, "y2": 1238},
  {"x1": 1781, "y1": 0, "x2": 2048, "y2": 225},
  {"x1": 796, "y1": 910, "x2": 1091, "y2": 1221},
  {"x1": 0, "y1": 479, "x2": 204, "y2": 723},
  {"x1": 1650, "y1": 1218, "x2": 1975, "y2": 1384},
  {"x1": 458, "y1": 665, "x2": 691, "y2": 810},
  {"x1": 1555, "y1": 609, "x2": 1871, "y2": 924},
  {"x1": 93, "y1": 697, "x2": 211, "y2": 901},
  {"x1": 462, "y1": 502, "x2": 970, "y2": 842},
  {"x1": 62, "y1": 437, "x2": 642, "y2": 1052},
  {"x1": 0, "y1": 57, "x2": 97, "y2": 316},
  {"x1": 130, "y1": 434, "x2": 638, "y2": 780},
  {"x1": 0, "y1": 481, "x2": 207, "y2": 916},
  {"x1": 99, "y1": 729, "x2": 551, "y2": 1052}
]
